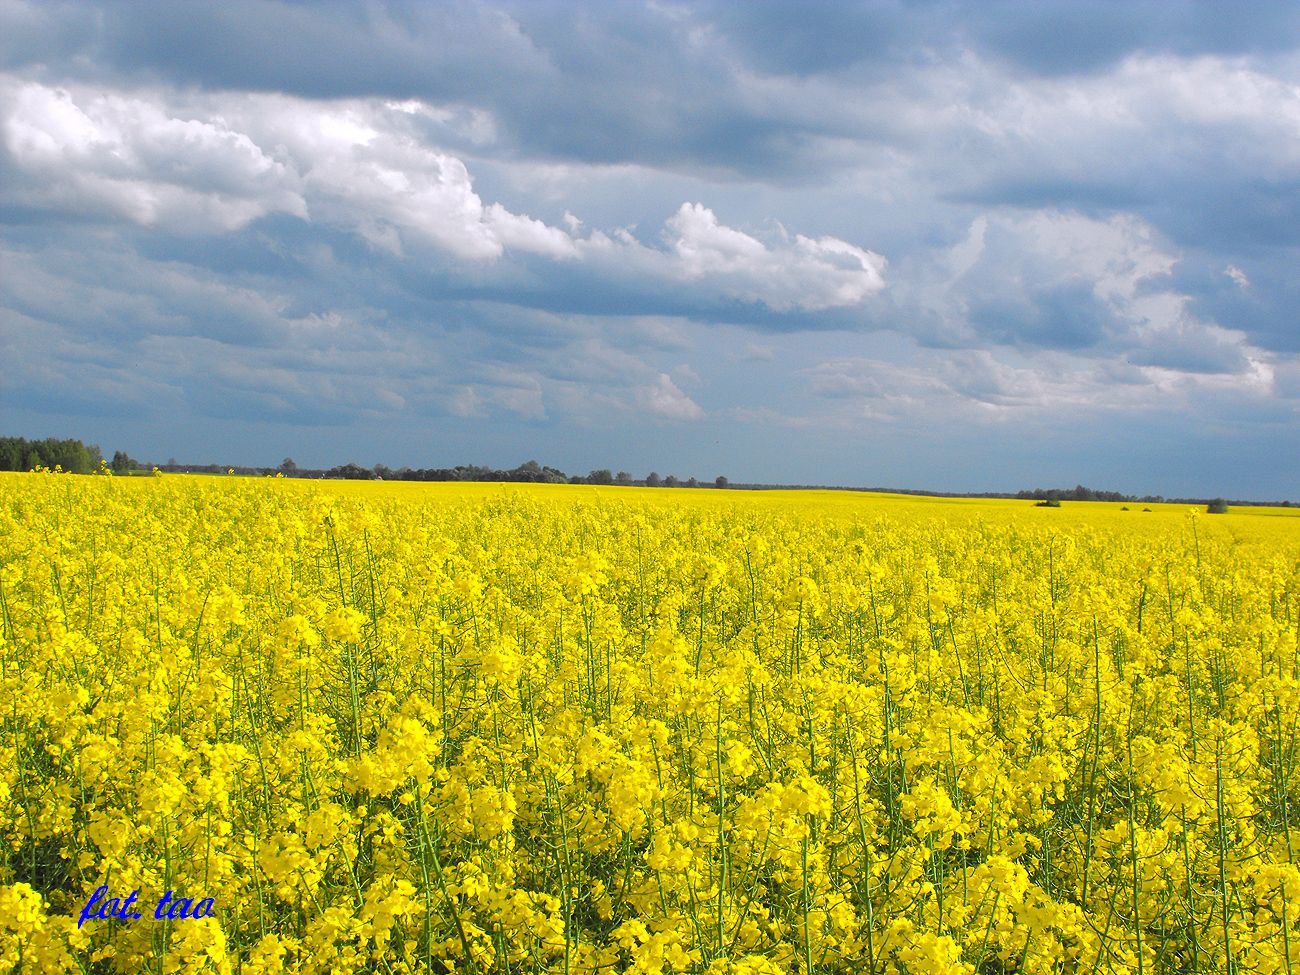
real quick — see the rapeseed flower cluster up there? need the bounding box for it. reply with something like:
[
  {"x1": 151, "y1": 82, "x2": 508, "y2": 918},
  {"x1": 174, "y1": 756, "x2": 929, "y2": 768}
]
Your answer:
[{"x1": 1, "y1": 472, "x2": 1298, "y2": 973}]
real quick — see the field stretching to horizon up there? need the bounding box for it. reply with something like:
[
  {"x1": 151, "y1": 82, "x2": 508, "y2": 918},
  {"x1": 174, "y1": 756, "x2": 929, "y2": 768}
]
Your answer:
[{"x1": 2, "y1": 472, "x2": 1299, "y2": 974}]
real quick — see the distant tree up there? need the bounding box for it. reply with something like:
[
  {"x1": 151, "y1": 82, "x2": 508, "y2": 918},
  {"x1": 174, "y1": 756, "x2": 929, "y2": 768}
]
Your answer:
[
  {"x1": 374, "y1": 464, "x2": 392, "y2": 480},
  {"x1": 664, "y1": 474, "x2": 680, "y2": 488},
  {"x1": 1207, "y1": 498, "x2": 1228, "y2": 514},
  {"x1": 715, "y1": 475, "x2": 729, "y2": 489},
  {"x1": 325, "y1": 462, "x2": 373, "y2": 480},
  {"x1": 615, "y1": 471, "x2": 632, "y2": 486},
  {"x1": 587, "y1": 469, "x2": 613, "y2": 485},
  {"x1": 111, "y1": 450, "x2": 132, "y2": 474},
  {"x1": 645, "y1": 471, "x2": 662, "y2": 487},
  {"x1": 504, "y1": 460, "x2": 534, "y2": 482},
  {"x1": 280, "y1": 457, "x2": 297, "y2": 473},
  {"x1": 687, "y1": 476, "x2": 698, "y2": 488}
]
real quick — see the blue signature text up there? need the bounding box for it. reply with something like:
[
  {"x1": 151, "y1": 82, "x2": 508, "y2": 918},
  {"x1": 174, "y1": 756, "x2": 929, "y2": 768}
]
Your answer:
[{"x1": 78, "y1": 887, "x2": 217, "y2": 928}]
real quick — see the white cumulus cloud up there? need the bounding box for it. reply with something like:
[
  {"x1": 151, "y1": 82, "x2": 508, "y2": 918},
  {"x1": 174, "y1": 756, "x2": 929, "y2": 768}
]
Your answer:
[
  {"x1": 1, "y1": 79, "x2": 885, "y2": 313},
  {"x1": 663, "y1": 202, "x2": 886, "y2": 310},
  {"x1": 1, "y1": 80, "x2": 305, "y2": 230},
  {"x1": 912, "y1": 209, "x2": 1267, "y2": 376},
  {"x1": 0, "y1": 79, "x2": 570, "y2": 260},
  {"x1": 636, "y1": 372, "x2": 703, "y2": 420}
]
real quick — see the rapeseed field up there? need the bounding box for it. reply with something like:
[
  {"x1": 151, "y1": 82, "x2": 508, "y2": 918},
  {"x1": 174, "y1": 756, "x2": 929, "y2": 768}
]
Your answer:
[{"x1": 2, "y1": 471, "x2": 1298, "y2": 974}]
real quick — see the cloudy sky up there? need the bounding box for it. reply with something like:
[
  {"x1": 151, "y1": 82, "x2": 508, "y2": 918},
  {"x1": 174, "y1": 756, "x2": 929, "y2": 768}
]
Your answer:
[{"x1": 3, "y1": 1, "x2": 1298, "y2": 497}]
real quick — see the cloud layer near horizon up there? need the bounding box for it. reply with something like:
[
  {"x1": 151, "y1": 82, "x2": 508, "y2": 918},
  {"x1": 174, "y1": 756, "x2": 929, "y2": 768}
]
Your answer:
[{"x1": 2, "y1": 1, "x2": 1297, "y2": 497}]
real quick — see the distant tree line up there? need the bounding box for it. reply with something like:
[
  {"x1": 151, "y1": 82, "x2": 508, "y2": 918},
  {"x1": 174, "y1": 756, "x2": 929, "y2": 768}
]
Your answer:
[
  {"x1": 1010, "y1": 484, "x2": 1253, "y2": 506},
  {"x1": 3, "y1": 437, "x2": 1291, "y2": 507},
  {"x1": 1016, "y1": 484, "x2": 1135, "y2": 503},
  {"x1": 276, "y1": 458, "x2": 732, "y2": 489}
]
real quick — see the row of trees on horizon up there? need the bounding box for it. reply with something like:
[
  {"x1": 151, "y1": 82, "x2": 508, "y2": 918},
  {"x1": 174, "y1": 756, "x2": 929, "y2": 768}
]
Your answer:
[
  {"x1": 0, "y1": 439, "x2": 731, "y2": 489},
  {"x1": 1, "y1": 435, "x2": 1288, "y2": 506},
  {"x1": 280, "y1": 458, "x2": 732, "y2": 489}
]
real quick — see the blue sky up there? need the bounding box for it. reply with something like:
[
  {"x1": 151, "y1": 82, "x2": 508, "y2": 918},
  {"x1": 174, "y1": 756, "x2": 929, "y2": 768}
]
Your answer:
[{"x1": 2, "y1": 0, "x2": 1297, "y2": 497}]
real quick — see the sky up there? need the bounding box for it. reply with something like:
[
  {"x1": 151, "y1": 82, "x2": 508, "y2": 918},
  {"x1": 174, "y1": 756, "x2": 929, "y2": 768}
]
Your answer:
[{"x1": 2, "y1": 0, "x2": 1298, "y2": 498}]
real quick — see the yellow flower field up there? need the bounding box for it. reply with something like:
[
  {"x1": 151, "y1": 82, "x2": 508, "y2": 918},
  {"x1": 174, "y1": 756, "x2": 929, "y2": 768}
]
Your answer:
[{"x1": 2, "y1": 472, "x2": 1299, "y2": 974}]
